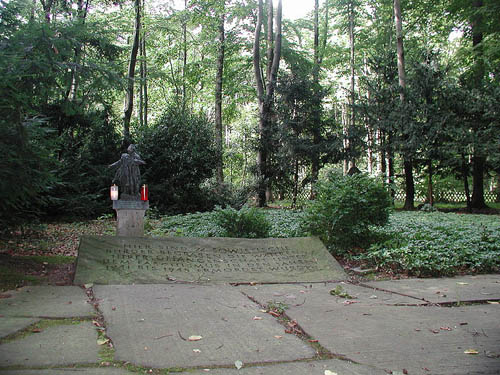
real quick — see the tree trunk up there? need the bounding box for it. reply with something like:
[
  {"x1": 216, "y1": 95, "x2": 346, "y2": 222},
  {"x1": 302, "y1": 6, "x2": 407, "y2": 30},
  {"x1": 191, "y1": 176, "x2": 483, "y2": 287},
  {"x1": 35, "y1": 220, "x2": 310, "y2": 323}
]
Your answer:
[
  {"x1": 215, "y1": 5, "x2": 225, "y2": 186},
  {"x1": 427, "y1": 160, "x2": 434, "y2": 205},
  {"x1": 123, "y1": 0, "x2": 141, "y2": 146},
  {"x1": 142, "y1": 9, "x2": 148, "y2": 129},
  {"x1": 310, "y1": 0, "x2": 321, "y2": 198},
  {"x1": 470, "y1": 0, "x2": 487, "y2": 209},
  {"x1": 394, "y1": 0, "x2": 414, "y2": 210},
  {"x1": 253, "y1": 0, "x2": 282, "y2": 207},
  {"x1": 461, "y1": 153, "x2": 472, "y2": 212},
  {"x1": 471, "y1": 155, "x2": 487, "y2": 208},
  {"x1": 293, "y1": 158, "x2": 299, "y2": 208},
  {"x1": 182, "y1": 0, "x2": 188, "y2": 111},
  {"x1": 348, "y1": 0, "x2": 356, "y2": 169}
]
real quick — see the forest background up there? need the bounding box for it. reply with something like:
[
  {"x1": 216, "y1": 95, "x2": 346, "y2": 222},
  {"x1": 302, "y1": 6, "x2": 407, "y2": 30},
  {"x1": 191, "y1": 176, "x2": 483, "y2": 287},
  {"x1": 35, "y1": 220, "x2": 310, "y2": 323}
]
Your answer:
[{"x1": 1, "y1": 0, "x2": 499, "y2": 229}]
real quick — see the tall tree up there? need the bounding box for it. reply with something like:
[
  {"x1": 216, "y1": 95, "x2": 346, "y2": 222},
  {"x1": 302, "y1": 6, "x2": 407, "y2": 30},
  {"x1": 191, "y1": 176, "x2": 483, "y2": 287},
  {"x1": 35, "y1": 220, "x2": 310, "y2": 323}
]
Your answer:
[
  {"x1": 394, "y1": 0, "x2": 414, "y2": 209},
  {"x1": 215, "y1": 0, "x2": 226, "y2": 186},
  {"x1": 470, "y1": 0, "x2": 487, "y2": 209},
  {"x1": 310, "y1": 0, "x2": 329, "y2": 196},
  {"x1": 123, "y1": 0, "x2": 141, "y2": 145},
  {"x1": 253, "y1": 0, "x2": 282, "y2": 206}
]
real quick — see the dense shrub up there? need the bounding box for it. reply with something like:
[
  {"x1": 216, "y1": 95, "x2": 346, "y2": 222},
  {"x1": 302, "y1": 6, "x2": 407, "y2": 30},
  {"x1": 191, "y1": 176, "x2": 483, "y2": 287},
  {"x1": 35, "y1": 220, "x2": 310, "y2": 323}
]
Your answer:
[
  {"x1": 44, "y1": 105, "x2": 121, "y2": 218},
  {"x1": 213, "y1": 206, "x2": 271, "y2": 238},
  {"x1": 138, "y1": 108, "x2": 218, "y2": 213},
  {"x1": 301, "y1": 172, "x2": 392, "y2": 251}
]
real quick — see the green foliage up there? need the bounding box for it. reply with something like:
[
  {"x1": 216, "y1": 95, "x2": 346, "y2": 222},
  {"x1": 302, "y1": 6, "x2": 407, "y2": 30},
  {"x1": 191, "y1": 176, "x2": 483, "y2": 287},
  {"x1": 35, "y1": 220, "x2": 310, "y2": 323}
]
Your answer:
[
  {"x1": 213, "y1": 206, "x2": 271, "y2": 238},
  {"x1": 138, "y1": 107, "x2": 218, "y2": 214},
  {"x1": 302, "y1": 172, "x2": 392, "y2": 251},
  {"x1": 357, "y1": 212, "x2": 500, "y2": 276},
  {"x1": 157, "y1": 208, "x2": 304, "y2": 239},
  {"x1": 329, "y1": 285, "x2": 354, "y2": 299}
]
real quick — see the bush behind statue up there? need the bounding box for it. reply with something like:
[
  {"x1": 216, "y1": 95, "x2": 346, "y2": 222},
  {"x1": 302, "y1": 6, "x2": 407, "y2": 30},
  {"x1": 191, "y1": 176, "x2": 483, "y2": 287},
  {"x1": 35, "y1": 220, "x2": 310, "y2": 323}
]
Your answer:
[
  {"x1": 138, "y1": 108, "x2": 218, "y2": 213},
  {"x1": 302, "y1": 172, "x2": 392, "y2": 252},
  {"x1": 214, "y1": 205, "x2": 271, "y2": 238}
]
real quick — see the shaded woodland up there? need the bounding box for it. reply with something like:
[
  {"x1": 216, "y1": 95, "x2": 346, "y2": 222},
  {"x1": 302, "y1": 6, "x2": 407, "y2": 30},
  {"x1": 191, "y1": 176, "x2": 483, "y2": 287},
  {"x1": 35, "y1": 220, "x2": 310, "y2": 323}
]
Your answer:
[{"x1": 1, "y1": 0, "x2": 499, "y2": 228}]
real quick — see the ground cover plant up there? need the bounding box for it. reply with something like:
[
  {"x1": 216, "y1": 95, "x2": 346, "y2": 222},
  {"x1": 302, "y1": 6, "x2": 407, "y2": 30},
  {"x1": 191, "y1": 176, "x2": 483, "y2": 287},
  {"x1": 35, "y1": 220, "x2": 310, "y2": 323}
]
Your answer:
[{"x1": 355, "y1": 212, "x2": 500, "y2": 277}]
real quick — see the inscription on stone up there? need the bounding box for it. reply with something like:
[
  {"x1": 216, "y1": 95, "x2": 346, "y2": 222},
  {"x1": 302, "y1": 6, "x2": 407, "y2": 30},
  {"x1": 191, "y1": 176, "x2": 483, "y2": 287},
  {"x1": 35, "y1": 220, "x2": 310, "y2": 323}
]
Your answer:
[{"x1": 74, "y1": 236, "x2": 346, "y2": 284}]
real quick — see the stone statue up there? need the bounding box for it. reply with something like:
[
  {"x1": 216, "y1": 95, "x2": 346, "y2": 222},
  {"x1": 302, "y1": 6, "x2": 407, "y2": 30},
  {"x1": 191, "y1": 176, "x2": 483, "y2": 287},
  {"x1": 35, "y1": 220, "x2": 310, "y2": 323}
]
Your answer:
[{"x1": 109, "y1": 144, "x2": 146, "y2": 200}]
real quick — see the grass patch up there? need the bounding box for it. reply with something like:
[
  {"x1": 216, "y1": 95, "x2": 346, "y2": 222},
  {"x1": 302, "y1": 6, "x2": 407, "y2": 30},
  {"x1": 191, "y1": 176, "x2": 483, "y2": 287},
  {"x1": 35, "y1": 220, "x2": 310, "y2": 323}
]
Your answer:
[{"x1": 0, "y1": 318, "x2": 85, "y2": 344}]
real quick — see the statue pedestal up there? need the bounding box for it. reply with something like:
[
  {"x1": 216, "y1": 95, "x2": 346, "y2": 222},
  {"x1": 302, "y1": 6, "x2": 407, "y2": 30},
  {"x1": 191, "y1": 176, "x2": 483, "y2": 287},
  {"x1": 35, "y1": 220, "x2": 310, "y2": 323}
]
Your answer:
[{"x1": 113, "y1": 200, "x2": 149, "y2": 237}]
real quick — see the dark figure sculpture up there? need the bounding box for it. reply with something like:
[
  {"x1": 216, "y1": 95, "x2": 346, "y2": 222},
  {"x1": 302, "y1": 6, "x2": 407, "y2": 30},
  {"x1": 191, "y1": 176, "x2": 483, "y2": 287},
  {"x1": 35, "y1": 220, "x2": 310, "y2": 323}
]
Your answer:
[{"x1": 109, "y1": 144, "x2": 146, "y2": 200}]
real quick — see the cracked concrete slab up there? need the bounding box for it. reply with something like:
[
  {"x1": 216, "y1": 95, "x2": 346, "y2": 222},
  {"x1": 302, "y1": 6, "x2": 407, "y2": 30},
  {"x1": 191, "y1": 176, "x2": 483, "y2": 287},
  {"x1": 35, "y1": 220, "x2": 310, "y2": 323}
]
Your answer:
[
  {"x1": 239, "y1": 281, "x2": 421, "y2": 308},
  {"x1": 181, "y1": 359, "x2": 386, "y2": 374},
  {"x1": 0, "y1": 286, "x2": 94, "y2": 318},
  {"x1": 365, "y1": 275, "x2": 500, "y2": 304},
  {"x1": 0, "y1": 317, "x2": 39, "y2": 338},
  {"x1": 0, "y1": 321, "x2": 99, "y2": 367},
  {"x1": 94, "y1": 284, "x2": 315, "y2": 369},
  {"x1": 0, "y1": 368, "x2": 132, "y2": 375},
  {"x1": 179, "y1": 359, "x2": 387, "y2": 374},
  {"x1": 259, "y1": 295, "x2": 500, "y2": 375}
]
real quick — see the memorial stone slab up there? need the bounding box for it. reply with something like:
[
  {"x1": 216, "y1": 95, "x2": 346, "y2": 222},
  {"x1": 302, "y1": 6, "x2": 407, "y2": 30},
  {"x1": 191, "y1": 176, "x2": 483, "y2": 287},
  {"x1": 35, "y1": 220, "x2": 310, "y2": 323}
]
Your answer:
[
  {"x1": 178, "y1": 359, "x2": 387, "y2": 375},
  {"x1": 0, "y1": 322, "x2": 99, "y2": 367},
  {"x1": 365, "y1": 274, "x2": 500, "y2": 304},
  {"x1": 0, "y1": 286, "x2": 94, "y2": 318},
  {"x1": 93, "y1": 284, "x2": 315, "y2": 368},
  {"x1": 75, "y1": 236, "x2": 346, "y2": 284}
]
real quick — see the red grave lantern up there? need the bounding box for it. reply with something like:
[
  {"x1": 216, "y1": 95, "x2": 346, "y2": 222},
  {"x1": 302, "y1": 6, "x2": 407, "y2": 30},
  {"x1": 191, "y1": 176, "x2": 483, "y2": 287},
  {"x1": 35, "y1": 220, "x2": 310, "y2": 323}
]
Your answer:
[{"x1": 140, "y1": 184, "x2": 149, "y2": 201}]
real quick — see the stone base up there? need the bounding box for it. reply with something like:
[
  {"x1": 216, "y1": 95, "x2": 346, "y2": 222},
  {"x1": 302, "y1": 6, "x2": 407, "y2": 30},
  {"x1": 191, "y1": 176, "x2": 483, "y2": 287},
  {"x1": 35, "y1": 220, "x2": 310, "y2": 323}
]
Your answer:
[{"x1": 113, "y1": 200, "x2": 149, "y2": 237}]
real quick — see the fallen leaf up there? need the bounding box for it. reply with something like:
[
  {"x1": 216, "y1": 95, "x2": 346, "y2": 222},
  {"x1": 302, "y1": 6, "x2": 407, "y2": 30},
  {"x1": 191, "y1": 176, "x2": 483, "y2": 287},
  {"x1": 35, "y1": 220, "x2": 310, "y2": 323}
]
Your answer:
[
  {"x1": 97, "y1": 338, "x2": 109, "y2": 345},
  {"x1": 308, "y1": 339, "x2": 319, "y2": 343},
  {"x1": 32, "y1": 328, "x2": 42, "y2": 333},
  {"x1": 111, "y1": 306, "x2": 116, "y2": 311},
  {"x1": 440, "y1": 326, "x2": 452, "y2": 331},
  {"x1": 188, "y1": 335, "x2": 203, "y2": 341},
  {"x1": 431, "y1": 329, "x2": 440, "y2": 334},
  {"x1": 259, "y1": 309, "x2": 267, "y2": 313},
  {"x1": 485, "y1": 351, "x2": 500, "y2": 358},
  {"x1": 235, "y1": 360, "x2": 243, "y2": 370},
  {"x1": 274, "y1": 335, "x2": 282, "y2": 339},
  {"x1": 464, "y1": 349, "x2": 479, "y2": 355},
  {"x1": 324, "y1": 371, "x2": 338, "y2": 375},
  {"x1": 414, "y1": 328, "x2": 421, "y2": 332},
  {"x1": 92, "y1": 320, "x2": 102, "y2": 327},
  {"x1": 343, "y1": 300, "x2": 359, "y2": 305},
  {"x1": 268, "y1": 311, "x2": 280, "y2": 317},
  {"x1": 253, "y1": 316, "x2": 263, "y2": 320}
]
